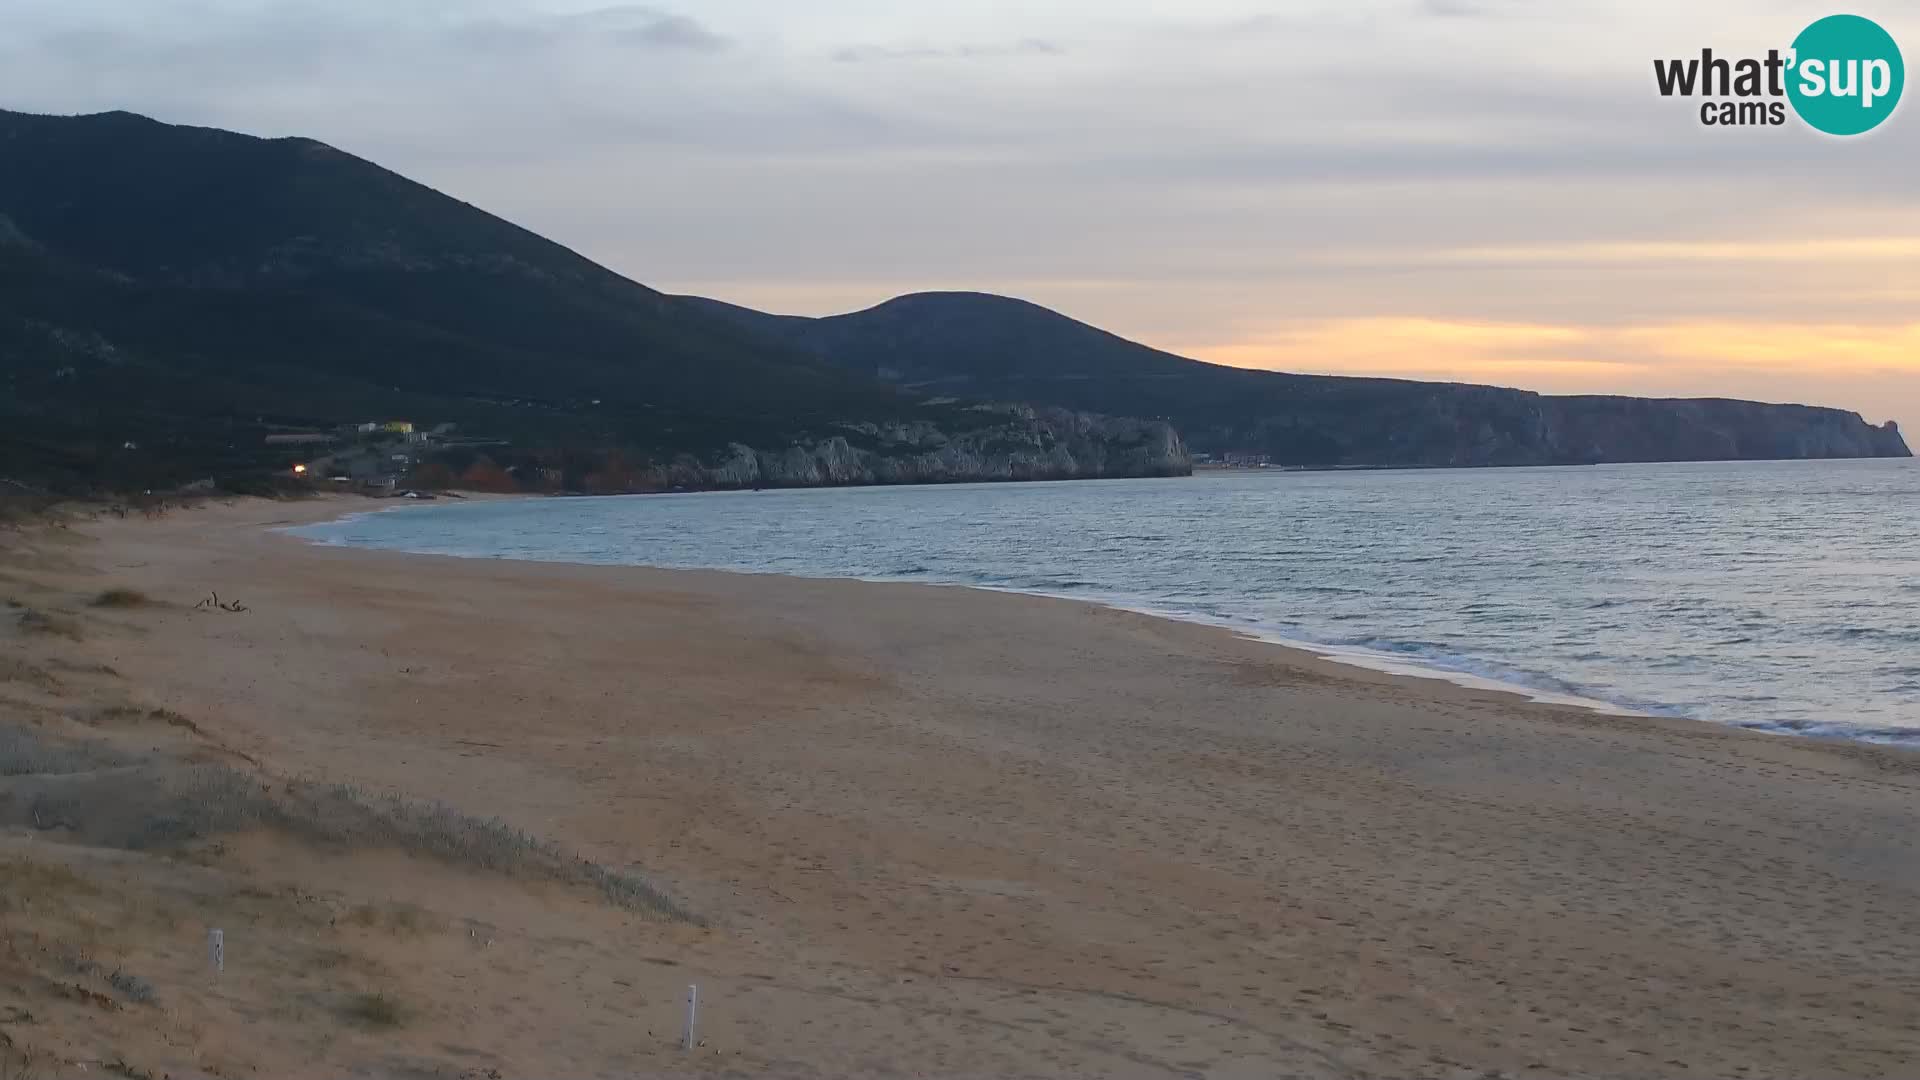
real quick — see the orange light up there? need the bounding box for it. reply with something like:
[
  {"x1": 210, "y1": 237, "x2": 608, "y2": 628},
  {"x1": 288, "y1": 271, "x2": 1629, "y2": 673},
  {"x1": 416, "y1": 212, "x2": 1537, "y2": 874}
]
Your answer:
[{"x1": 293, "y1": 464, "x2": 308, "y2": 475}]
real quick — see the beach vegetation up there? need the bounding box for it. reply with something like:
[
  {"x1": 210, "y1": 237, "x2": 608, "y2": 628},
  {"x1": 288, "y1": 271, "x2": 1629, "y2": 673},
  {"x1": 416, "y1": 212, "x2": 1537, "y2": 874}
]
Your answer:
[
  {"x1": 0, "y1": 723, "x2": 695, "y2": 921},
  {"x1": 340, "y1": 990, "x2": 407, "y2": 1028},
  {"x1": 90, "y1": 588, "x2": 150, "y2": 608},
  {"x1": 0, "y1": 725, "x2": 129, "y2": 776},
  {"x1": 16, "y1": 607, "x2": 82, "y2": 639},
  {"x1": 0, "y1": 1048, "x2": 42, "y2": 1080},
  {"x1": 107, "y1": 969, "x2": 157, "y2": 1005}
]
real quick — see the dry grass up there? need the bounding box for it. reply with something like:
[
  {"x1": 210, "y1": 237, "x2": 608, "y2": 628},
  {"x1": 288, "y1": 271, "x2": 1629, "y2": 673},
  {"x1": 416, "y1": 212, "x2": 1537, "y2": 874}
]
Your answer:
[
  {"x1": 148, "y1": 709, "x2": 198, "y2": 733},
  {"x1": 15, "y1": 608, "x2": 81, "y2": 641},
  {"x1": 256, "y1": 777, "x2": 698, "y2": 921},
  {"x1": 339, "y1": 991, "x2": 407, "y2": 1029},
  {"x1": 83, "y1": 707, "x2": 202, "y2": 736},
  {"x1": 106, "y1": 970, "x2": 156, "y2": 1006},
  {"x1": 341, "y1": 902, "x2": 438, "y2": 935},
  {"x1": 0, "y1": 657, "x2": 61, "y2": 691},
  {"x1": 44, "y1": 659, "x2": 119, "y2": 678},
  {"x1": 0, "y1": 727, "x2": 129, "y2": 777},
  {"x1": 90, "y1": 588, "x2": 150, "y2": 609},
  {"x1": 0, "y1": 490, "x2": 64, "y2": 530},
  {"x1": 0, "y1": 1047, "x2": 43, "y2": 1080},
  {"x1": 0, "y1": 723, "x2": 694, "y2": 921},
  {"x1": 0, "y1": 856, "x2": 99, "y2": 911}
]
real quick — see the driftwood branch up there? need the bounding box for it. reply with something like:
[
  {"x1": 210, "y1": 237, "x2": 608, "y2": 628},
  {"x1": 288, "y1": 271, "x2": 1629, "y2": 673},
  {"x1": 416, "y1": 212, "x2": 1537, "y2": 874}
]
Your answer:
[{"x1": 192, "y1": 591, "x2": 249, "y2": 613}]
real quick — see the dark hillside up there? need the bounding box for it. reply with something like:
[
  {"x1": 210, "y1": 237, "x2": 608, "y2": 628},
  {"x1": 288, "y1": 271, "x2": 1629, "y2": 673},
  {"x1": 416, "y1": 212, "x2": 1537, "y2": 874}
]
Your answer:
[
  {"x1": 1, "y1": 110, "x2": 1185, "y2": 491},
  {"x1": 683, "y1": 291, "x2": 1911, "y2": 467}
]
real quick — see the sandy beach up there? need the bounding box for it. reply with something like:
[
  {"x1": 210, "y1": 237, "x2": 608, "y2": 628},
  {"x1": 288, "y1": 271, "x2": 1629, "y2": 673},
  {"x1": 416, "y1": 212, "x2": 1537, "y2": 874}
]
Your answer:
[{"x1": 4, "y1": 494, "x2": 1919, "y2": 1079}]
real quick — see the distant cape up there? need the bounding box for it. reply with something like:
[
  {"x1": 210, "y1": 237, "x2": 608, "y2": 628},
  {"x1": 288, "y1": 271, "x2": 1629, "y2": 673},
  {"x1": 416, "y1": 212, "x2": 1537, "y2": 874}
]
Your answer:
[{"x1": 679, "y1": 292, "x2": 1911, "y2": 468}]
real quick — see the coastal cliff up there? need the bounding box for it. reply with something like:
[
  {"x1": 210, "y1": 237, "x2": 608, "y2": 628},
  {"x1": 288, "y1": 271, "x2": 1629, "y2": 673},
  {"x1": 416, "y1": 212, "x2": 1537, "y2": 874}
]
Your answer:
[
  {"x1": 1280, "y1": 386, "x2": 1913, "y2": 468},
  {"x1": 582, "y1": 408, "x2": 1190, "y2": 491},
  {"x1": 1534, "y1": 398, "x2": 1907, "y2": 464},
  {"x1": 685, "y1": 292, "x2": 1913, "y2": 468}
]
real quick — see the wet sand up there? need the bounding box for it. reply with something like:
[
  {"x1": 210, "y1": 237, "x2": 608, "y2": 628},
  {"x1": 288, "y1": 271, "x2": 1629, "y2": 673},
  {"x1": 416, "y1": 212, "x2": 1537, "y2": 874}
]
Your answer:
[{"x1": 3, "y1": 495, "x2": 1918, "y2": 1078}]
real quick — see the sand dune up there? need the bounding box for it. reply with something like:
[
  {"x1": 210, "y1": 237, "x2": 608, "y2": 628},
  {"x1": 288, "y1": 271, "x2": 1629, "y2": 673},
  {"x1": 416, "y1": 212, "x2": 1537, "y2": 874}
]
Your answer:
[{"x1": 2, "y1": 495, "x2": 1918, "y2": 1078}]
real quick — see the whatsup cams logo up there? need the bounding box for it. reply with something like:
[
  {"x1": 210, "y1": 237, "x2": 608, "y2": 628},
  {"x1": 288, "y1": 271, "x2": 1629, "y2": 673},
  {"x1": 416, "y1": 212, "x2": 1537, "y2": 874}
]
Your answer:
[{"x1": 1654, "y1": 14, "x2": 1904, "y2": 135}]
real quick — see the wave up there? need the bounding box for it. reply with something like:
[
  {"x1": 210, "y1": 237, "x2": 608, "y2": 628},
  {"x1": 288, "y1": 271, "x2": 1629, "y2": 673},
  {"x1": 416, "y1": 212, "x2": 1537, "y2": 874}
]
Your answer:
[
  {"x1": 1833, "y1": 627, "x2": 1920, "y2": 644},
  {"x1": 1732, "y1": 719, "x2": 1920, "y2": 746},
  {"x1": 1070, "y1": 604, "x2": 1656, "y2": 718}
]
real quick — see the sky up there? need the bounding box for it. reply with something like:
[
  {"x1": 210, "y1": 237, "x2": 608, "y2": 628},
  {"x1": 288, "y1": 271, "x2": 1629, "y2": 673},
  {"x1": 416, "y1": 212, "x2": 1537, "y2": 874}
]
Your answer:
[{"x1": 2, "y1": 0, "x2": 1915, "y2": 433}]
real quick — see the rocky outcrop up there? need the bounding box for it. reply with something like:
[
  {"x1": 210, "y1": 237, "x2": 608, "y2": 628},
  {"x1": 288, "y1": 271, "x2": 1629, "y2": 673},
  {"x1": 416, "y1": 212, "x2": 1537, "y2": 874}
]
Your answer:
[
  {"x1": 622, "y1": 407, "x2": 1190, "y2": 490},
  {"x1": 1534, "y1": 398, "x2": 1908, "y2": 464},
  {"x1": 1248, "y1": 389, "x2": 1913, "y2": 468}
]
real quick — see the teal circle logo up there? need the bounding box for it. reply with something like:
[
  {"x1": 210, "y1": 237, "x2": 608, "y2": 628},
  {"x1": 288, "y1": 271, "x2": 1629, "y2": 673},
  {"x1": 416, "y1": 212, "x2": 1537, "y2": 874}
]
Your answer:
[{"x1": 1787, "y1": 14, "x2": 1904, "y2": 135}]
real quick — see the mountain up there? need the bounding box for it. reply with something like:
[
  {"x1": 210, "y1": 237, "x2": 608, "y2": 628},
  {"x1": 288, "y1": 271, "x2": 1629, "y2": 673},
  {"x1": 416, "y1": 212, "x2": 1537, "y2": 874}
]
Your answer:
[
  {"x1": 3, "y1": 109, "x2": 1902, "y2": 493},
  {"x1": 682, "y1": 292, "x2": 1912, "y2": 467},
  {"x1": 0, "y1": 110, "x2": 1186, "y2": 492}
]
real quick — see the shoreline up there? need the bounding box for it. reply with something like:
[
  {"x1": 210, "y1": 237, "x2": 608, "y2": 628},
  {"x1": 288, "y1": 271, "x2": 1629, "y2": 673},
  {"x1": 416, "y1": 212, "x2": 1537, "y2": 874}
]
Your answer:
[
  {"x1": 288, "y1": 492, "x2": 1905, "y2": 748},
  {"x1": 173, "y1": 495, "x2": 1920, "y2": 773},
  {"x1": 80, "y1": 485, "x2": 1920, "y2": 783},
  {"x1": 287, "y1": 497, "x2": 1649, "y2": 721},
  {"x1": 8, "y1": 494, "x2": 1920, "y2": 1077}
]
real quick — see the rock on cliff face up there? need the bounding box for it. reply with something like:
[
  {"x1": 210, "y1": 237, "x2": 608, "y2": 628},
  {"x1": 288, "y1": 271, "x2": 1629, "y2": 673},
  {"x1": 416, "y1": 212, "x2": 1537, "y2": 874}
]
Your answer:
[
  {"x1": 629, "y1": 407, "x2": 1190, "y2": 490},
  {"x1": 1284, "y1": 391, "x2": 1913, "y2": 468},
  {"x1": 1534, "y1": 398, "x2": 1910, "y2": 464}
]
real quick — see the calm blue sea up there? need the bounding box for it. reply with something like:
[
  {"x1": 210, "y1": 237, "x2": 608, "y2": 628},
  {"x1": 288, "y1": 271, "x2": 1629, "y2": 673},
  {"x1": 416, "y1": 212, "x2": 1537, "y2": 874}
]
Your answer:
[{"x1": 291, "y1": 459, "x2": 1920, "y2": 745}]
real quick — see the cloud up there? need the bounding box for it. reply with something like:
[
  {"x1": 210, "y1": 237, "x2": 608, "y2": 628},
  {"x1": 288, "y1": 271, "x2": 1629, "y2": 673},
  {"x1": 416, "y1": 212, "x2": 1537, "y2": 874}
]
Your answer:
[
  {"x1": 830, "y1": 39, "x2": 1063, "y2": 64},
  {"x1": 450, "y1": 6, "x2": 729, "y2": 54},
  {"x1": 1617, "y1": 322, "x2": 1920, "y2": 375},
  {"x1": 1325, "y1": 237, "x2": 1920, "y2": 267},
  {"x1": 0, "y1": 0, "x2": 1913, "y2": 430},
  {"x1": 1189, "y1": 318, "x2": 1624, "y2": 379},
  {"x1": 619, "y1": 12, "x2": 729, "y2": 51},
  {"x1": 1415, "y1": 0, "x2": 1535, "y2": 17},
  {"x1": 1421, "y1": 0, "x2": 1489, "y2": 16},
  {"x1": 1172, "y1": 313, "x2": 1920, "y2": 430}
]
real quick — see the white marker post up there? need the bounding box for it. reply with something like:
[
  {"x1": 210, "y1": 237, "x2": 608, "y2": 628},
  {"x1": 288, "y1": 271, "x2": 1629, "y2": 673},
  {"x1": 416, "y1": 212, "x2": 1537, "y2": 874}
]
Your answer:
[
  {"x1": 208, "y1": 928, "x2": 224, "y2": 974},
  {"x1": 682, "y1": 983, "x2": 698, "y2": 1050}
]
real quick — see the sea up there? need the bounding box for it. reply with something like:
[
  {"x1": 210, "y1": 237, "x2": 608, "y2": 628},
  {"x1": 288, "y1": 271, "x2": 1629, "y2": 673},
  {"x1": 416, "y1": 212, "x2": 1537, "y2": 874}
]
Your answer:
[{"x1": 290, "y1": 459, "x2": 1920, "y2": 746}]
